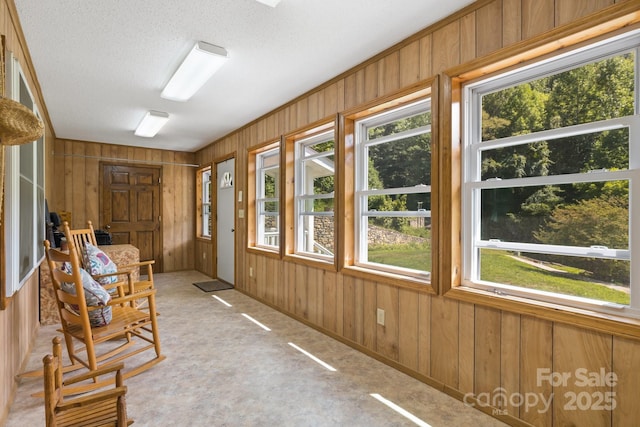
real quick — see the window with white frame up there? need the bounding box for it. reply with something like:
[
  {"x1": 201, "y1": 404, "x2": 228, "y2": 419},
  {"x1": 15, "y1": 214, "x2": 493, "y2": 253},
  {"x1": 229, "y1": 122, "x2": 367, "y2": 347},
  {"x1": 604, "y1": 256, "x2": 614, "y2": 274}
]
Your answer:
[
  {"x1": 200, "y1": 167, "x2": 212, "y2": 238},
  {"x1": 256, "y1": 147, "x2": 280, "y2": 249},
  {"x1": 462, "y1": 31, "x2": 640, "y2": 317},
  {"x1": 5, "y1": 55, "x2": 45, "y2": 296},
  {"x1": 294, "y1": 129, "x2": 335, "y2": 259},
  {"x1": 355, "y1": 98, "x2": 432, "y2": 279}
]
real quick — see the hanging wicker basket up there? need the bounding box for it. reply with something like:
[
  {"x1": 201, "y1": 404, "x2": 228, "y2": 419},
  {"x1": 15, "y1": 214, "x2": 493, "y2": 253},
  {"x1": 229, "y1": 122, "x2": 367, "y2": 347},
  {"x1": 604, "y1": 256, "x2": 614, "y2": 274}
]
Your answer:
[{"x1": 0, "y1": 97, "x2": 44, "y2": 145}]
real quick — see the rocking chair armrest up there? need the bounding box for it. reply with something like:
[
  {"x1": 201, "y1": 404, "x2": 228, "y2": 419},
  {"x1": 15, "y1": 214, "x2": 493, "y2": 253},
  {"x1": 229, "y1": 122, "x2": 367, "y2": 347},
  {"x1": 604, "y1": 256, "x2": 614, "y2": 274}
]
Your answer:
[
  {"x1": 64, "y1": 362, "x2": 126, "y2": 385},
  {"x1": 108, "y1": 289, "x2": 156, "y2": 306},
  {"x1": 56, "y1": 386, "x2": 128, "y2": 410},
  {"x1": 118, "y1": 260, "x2": 155, "y2": 269},
  {"x1": 91, "y1": 271, "x2": 131, "y2": 280}
]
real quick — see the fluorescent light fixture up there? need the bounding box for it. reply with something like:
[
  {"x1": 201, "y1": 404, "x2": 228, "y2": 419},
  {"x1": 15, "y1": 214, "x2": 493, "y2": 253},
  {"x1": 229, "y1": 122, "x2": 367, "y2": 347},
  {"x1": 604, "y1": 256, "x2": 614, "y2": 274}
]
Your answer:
[
  {"x1": 134, "y1": 110, "x2": 169, "y2": 137},
  {"x1": 161, "y1": 41, "x2": 229, "y2": 101},
  {"x1": 255, "y1": 0, "x2": 282, "y2": 7}
]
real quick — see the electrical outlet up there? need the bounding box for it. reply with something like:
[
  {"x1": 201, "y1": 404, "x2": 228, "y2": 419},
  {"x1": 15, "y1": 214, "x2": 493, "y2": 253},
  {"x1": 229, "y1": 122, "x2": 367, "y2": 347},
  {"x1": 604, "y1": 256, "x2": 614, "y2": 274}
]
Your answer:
[
  {"x1": 202, "y1": 252, "x2": 206, "y2": 259},
  {"x1": 377, "y1": 308, "x2": 385, "y2": 326},
  {"x1": 249, "y1": 267, "x2": 254, "y2": 277}
]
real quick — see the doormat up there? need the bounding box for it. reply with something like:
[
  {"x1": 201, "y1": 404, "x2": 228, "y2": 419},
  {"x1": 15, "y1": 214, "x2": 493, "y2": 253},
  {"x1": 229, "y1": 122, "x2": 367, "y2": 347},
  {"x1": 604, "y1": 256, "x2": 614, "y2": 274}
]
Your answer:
[{"x1": 193, "y1": 280, "x2": 234, "y2": 292}]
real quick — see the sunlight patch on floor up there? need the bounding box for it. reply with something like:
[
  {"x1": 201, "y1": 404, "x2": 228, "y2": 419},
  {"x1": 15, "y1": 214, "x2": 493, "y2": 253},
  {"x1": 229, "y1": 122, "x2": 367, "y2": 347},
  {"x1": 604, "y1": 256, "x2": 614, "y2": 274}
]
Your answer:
[
  {"x1": 370, "y1": 393, "x2": 431, "y2": 427},
  {"x1": 241, "y1": 313, "x2": 271, "y2": 331},
  {"x1": 288, "y1": 342, "x2": 336, "y2": 372},
  {"x1": 212, "y1": 295, "x2": 232, "y2": 307}
]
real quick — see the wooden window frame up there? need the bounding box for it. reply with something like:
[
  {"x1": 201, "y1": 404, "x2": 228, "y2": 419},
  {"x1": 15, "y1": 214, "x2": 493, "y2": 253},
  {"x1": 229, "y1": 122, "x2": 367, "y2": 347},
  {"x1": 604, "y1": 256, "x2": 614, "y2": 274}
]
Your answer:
[
  {"x1": 283, "y1": 119, "x2": 337, "y2": 269},
  {"x1": 440, "y1": 7, "x2": 640, "y2": 339},
  {"x1": 247, "y1": 140, "x2": 282, "y2": 258},
  {"x1": 2, "y1": 53, "x2": 45, "y2": 306},
  {"x1": 341, "y1": 81, "x2": 438, "y2": 293},
  {"x1": 196, "y1": 165, "x2": 212, "y2": 240}
]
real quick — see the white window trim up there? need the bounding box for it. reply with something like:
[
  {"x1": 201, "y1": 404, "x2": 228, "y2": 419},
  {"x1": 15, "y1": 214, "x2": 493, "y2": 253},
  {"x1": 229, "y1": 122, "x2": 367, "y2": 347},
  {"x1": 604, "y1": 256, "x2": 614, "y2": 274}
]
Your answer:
[
  {"x1": 255, "y1": 147, "x2": 280, "y2": 250},
  {"x1": 354, "y1": 99, "x2": 432, "y2": 279},
  {"x1": 201, "y1": 168, "x2": 212, "y2": 238},
  {"x1": 462, "y1": 31, "x2": 640, "y2": 317},
  {"x1": 294, "y1": 130, "x2": 335, "y2": 261},
  {"x1": 5, "y1": 54, "x2": 45, "y2": 296}
]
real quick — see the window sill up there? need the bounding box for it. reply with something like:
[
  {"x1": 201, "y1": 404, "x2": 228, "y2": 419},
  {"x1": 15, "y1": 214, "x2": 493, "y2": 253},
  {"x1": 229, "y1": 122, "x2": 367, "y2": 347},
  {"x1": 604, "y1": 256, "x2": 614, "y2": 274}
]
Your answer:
[
  {"x1": 343, "y1": 265, "x2": 435, "y2": 293},
  {"x1": 283, "y1": 253, "x2": 337, "y2": 271},
  {"x1": 445, "y1": 285, "x2": 640, "y2": 340},
  {"x1": 247, "y1": 246, "x2": 281, "y2": 259}
]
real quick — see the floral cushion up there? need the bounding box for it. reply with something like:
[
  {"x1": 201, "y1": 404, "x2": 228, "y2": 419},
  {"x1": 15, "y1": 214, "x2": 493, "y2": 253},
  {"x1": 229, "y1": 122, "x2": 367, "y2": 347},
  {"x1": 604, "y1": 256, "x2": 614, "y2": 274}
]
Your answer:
[
  {"x1": 61, "y1": 264, "x2": 112, "y2": 327},
  {"x1": 83, "y1": 242, "x2": 118, "y2": 289}
]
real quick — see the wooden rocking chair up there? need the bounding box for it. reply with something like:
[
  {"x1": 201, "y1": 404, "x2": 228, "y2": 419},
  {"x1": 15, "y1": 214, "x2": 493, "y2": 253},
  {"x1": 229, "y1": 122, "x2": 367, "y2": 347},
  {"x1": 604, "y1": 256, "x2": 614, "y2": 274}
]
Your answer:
[
  {"x1": 44, "y1": 336, "x2": 133, "y2": 426},
  {"x1": 43, "y1": 237, "x2": 165, "y2": 394},
  {"x1": 64, "y1": 221, "x2": 155, "y2": 309}
]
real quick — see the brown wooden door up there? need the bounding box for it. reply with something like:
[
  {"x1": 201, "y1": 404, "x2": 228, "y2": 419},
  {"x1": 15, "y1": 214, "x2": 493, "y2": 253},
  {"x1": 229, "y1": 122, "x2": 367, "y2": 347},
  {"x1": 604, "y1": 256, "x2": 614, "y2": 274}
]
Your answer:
[{"x1": 101, "y1": 164, "x2": 162, "y2": 271}]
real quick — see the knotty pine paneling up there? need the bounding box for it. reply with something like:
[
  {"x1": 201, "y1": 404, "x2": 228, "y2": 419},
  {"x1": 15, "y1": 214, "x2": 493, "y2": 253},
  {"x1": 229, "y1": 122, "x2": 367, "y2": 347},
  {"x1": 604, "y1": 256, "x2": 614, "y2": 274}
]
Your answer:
[
  {"x1": 613, "y1": 336, "x2": 640, "y2": 424},
  {"x1": 500, "y1": 312, "x2": 521, "y2": 417},
  {"x1": 192, "y1": 1, "x2": 640, "y2": 426},
  {"x1": 502, "y1": 0, "x2": 522, "y2": 45},
  {"x1": 430, "y1": 296, "x2": 459, "y2": 388},
  {"x1": 432, "y1": 21, "x2": 460, "y2": 74},
  {"x1": 342, "y1": 276, "x2": 360, "y2": 344},
  {"x1": 363, "y1": 280, "x2": 377, "y2": 352},
  {"x1": 555, "y1": 0, "x2": 615, "y2": 26},
  {"x1": 195, "y1": 239, "x2": 213, "y2": 277},
  {"x1": 553, "y1": 324, "x2": 612, "y2": 427},
  {"x1": 474, "y1": 306, "x2": 502, "y2": 398},
  {"x1": 398, "y1": 288, "x2": 419, "y2": 370},
  {"x1": 294, "y1": 263, "x2": 308, "y2": 319},
  {"x1": 476, "y1": 0, "x2": 503, "y2": 57},
  {"x1": 458, "y1": 301, "x2": 475, "y2": 393},
  {"x1": 520, "y1": 316, "x2": 553, "y2": 426},
  {"x1": 460, "y1": 11, "x2": 477, "y2": 64},
  {"x1": 0, "y1": 272, "x2": 39, "y2": 425},
  {"x1": 322, "y1": 269, "x2": 339, "y2": 333},
  {"x1": 378, "y1": 52, "x2": 401, "y2": 97},
  {"x1": 522, "y1": 0, "x2": 555, "y2": 39},
  {"x1": 417, "y1": 293, "x2": 432, "y2": 377}
]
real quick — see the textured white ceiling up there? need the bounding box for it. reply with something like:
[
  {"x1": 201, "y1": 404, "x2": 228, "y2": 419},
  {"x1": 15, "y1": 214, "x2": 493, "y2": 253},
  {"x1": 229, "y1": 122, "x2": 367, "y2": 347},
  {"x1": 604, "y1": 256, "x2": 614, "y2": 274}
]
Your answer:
[{"x1": 14, "y1": 0, "x2": 474, "y2": 152}]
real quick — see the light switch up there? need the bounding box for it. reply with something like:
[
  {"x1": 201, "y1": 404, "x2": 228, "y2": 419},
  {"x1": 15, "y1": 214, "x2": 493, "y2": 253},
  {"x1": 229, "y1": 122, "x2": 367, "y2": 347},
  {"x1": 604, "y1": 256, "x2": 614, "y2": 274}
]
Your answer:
[{"x1": 238, "y1": 209, "x2": 244, "y2": 218}]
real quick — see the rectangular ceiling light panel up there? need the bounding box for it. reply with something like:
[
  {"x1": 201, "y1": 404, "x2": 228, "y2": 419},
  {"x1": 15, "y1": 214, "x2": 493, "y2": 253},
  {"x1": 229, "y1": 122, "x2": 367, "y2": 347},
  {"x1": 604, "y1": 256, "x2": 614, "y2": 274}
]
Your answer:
[
  {"x1": 135, "y1": 110, "x2": 169, "y2": 137},
  {"x1": 255, "y1": 0, "x2": 282, "y2": 6},
  {"x1": 161, "y1": 41, "x2": 229, "y2": 102}
]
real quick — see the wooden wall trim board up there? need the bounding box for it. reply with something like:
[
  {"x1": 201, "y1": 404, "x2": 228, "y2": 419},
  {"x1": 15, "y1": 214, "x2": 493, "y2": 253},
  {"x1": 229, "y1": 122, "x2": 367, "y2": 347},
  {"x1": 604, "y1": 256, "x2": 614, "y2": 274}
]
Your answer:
[{"x1": 195, "y1": 1, "x2": 640, "y2": 425}]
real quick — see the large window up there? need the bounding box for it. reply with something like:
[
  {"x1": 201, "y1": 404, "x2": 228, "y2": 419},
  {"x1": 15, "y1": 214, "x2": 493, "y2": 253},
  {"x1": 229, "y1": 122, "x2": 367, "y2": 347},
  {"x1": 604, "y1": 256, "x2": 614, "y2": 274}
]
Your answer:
[
  {"x1": 294, "y1": 129, "x2": 335, "y2": 260},
  {"x1": 255, "y1": 146, "x2": 280, "y2": 250},
  {"x1": 355, "y1": 99, "x2": 432, "y2": 279},
  {"x1": 462, "y1": 31, "x2": 640, "y2": 317},
  {"x1": 5, "y1": 56, "x2": 45, "y2": 296}
]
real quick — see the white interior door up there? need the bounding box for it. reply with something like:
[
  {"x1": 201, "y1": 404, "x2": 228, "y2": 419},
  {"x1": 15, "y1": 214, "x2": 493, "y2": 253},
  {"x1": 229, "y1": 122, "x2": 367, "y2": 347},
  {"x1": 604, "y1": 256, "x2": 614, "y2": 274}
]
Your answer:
[{"x1": 216, "y1": 158, "x2": 235, "y2": 285}]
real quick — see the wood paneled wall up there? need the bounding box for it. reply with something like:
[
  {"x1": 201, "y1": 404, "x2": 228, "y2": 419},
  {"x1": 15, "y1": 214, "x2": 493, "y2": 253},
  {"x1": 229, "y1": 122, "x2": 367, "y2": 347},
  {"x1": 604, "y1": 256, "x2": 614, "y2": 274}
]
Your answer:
[
  {"x1": 196, "y1": 0, "x2": 640, "y2": 425},
  {"x1": 0, "y1": 0, "x2": 57, "y2": 423},
  {"x1": 50, "y1": 139, "x2": 196, "y2": 273}
]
